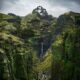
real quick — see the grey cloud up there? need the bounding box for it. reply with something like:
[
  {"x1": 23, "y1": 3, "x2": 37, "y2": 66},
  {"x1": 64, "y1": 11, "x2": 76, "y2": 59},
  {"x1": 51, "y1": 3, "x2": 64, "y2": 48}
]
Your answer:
[
  {"x1": 47, "y1": 0, "x2": 80, "y2": 13},
  {"x1": 47, "y1": 0, "x2": 80, "y2": 5},
  {"x1": 0, "y1": 0, "x2": 3, "y2": 10},
  {"x1": 0, "y1": 0, "x2": 19, "y2": 10},
  {"x1": 0, "y1": 0, "x2": 80, "y2": 17},
  {"x1": 3, "y1": 0, "x2": 18, "y2": 3},
  {"x1": 48, "y1": 0, "x2": 80, "y2": 3},
  {"x1": 69, "y1": 0, "x2": 80, "y2": 4}
]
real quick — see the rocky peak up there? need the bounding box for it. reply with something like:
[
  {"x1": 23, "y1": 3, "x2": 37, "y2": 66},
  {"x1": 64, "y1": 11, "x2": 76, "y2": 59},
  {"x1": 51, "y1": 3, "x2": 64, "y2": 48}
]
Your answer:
[{"x1": 32, "y1": 6, "x2": 48, "y2": 16}]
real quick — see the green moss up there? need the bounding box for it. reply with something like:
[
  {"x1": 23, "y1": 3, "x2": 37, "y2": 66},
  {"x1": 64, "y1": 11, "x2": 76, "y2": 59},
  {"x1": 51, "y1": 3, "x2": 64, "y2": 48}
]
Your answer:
[{"x1": 36, "y1": 53, "x2": 53, "y2": 72}]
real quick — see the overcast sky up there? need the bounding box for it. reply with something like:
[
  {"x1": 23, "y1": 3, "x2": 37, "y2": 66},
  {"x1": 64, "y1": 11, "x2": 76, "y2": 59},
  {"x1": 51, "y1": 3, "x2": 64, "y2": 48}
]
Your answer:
[{"x1": 0, "y1": 0, "x2": 80, "y2": 17}]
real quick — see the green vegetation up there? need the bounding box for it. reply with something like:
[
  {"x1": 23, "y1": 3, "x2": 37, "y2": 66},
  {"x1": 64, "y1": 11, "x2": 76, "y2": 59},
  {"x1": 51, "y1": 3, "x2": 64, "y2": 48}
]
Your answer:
[{"x1": 0, "y1": 6, "x2": 80, "y2": 80}]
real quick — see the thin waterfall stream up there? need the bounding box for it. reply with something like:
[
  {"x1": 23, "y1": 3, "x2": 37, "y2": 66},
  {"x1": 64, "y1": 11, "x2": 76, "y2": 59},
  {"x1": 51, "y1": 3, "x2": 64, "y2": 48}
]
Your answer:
[{"x1": 40, "y1": 42, "x2": 44, "y2": 58}]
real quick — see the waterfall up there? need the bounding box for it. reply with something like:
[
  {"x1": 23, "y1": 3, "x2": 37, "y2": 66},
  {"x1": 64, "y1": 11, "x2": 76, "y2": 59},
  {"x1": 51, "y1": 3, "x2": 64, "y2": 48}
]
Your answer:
[{"x1": 40, "y1": 42, "x2": 44, "y2": 58}]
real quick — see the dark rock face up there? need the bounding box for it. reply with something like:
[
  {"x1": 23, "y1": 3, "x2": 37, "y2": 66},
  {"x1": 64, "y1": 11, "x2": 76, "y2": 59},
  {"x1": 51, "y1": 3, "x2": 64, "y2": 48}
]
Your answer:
[
  {"x1": 32, "y1": 6, "x2": 53, "y2": 21},
  {"x1": 31, "y1": 6, "x2": 56, "y2": 57},
  {"x1": 33, "y1": 6, "x2": 48, "y2": 16},
  {"x1": 37, "y1": 33, "x2": 53, "y2": 57}
]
